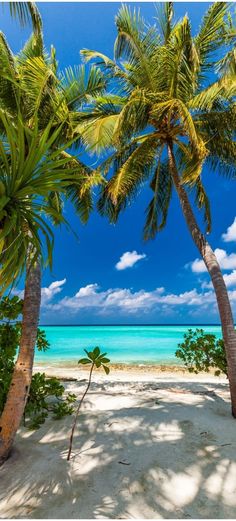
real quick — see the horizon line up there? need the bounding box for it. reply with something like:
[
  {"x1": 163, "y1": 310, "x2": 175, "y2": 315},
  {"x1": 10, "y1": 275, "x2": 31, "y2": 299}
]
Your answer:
[{"x1": 39, "y1": 323, "x2": 222, "y2": 327}]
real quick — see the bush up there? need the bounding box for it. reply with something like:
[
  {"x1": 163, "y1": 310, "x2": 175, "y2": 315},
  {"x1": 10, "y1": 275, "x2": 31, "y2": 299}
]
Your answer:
[
  {"x1": 175, "y1": 328, "x2": 227, "y2": 376},
  {"x1": 0, "y1": 296, "x2": 76, "y2": 428},
  {"x1": 25, "y1": 372, "x2": 76, "y2": 429}
]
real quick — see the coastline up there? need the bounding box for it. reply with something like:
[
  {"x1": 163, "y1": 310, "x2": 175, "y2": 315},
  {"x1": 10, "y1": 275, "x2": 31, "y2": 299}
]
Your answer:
[{"x1": 34, "y1": 362, "x2": 227, "y2": 382}]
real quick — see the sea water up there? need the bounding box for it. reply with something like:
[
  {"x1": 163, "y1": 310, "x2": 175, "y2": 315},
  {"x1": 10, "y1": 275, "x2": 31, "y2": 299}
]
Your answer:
[{"x1": 35, "y1": 325, "x2": 222, "y2": 365}]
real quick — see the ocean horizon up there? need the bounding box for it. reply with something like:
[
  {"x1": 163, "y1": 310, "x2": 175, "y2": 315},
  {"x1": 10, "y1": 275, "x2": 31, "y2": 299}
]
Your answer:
[{"x1": 36, "y1": 324, "x2": 222, "y2": 365}]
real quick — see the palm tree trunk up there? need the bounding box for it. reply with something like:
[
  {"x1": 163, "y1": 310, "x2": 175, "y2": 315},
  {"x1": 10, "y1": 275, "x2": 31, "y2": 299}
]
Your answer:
[
  {"x1": 0, "y1": 260, "x2": 41, "y2": 464},
  {"x1": 167, "y1": 141, "x2": 236, "y2": 417}
]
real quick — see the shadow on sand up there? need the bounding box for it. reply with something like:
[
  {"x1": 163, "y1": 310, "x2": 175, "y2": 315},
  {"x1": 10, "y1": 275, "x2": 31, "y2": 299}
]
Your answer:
[{"x1": 0, "y1": 379, "x2": 235, "y2": 519}]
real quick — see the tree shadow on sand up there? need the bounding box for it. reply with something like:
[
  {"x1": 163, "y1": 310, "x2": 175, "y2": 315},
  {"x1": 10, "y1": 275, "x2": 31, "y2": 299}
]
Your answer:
[{"x1": 0, "y1": 379, "x2": 236, "y2": 519}]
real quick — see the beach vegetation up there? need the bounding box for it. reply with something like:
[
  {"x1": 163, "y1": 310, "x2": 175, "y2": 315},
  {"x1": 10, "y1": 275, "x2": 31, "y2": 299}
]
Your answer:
[
  {"x1": 175, "y1": 328, "x2": 227, "y2": 376},
  {"x1": 2, "y1": 1, "x2": 42, "y2": 34},
  {"x1": 0, "y1": 107, "x2": 86, "y2": 464},
  {"x1": 0, "y1": 296, "x2": 76, "y2": 430},
  {"x1": 67, "y1": 346, "x2": 110, "y2": 460},
  {"x1": 0, "y1": 22, "x2": 105, "y2": 463},
  {"x1": 26, "y1": 373, "x2": 76, "y2": 430},
  {"x1": 78, "y1": 2, "x2": 236, "y2": 416}
]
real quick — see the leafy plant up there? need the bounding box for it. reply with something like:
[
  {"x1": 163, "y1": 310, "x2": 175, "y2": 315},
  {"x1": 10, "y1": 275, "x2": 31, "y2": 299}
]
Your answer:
[
  {"x1": 67, "y1": 346, "x2": 110, "y2": 461},
  {"x1": 175, "y1": 328, "x2": 227, "y2": 376},
  {"x1": 0, "y1": 296, "x2": 76, "y2": 427},
  {"x1": 25, "y1": 373, "x2": 76, "y2": 429}
]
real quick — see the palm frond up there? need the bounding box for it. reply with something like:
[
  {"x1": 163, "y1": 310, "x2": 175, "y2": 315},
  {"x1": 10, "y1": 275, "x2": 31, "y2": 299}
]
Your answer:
[
  {"x1": 104, "y1": 135, "x2": 159, "y2": 205},
  {"x1": 0, "y1": 32, "x2": 18, "y2": 112},
  {"x1": 60, "y1": 64, "x2": 106, "y2": 110},
  {"x1": 81, "y1": 49, "x2": 116, "y2": 69},
  {"x1": 57, "y1": 150, "x2": 105, "y2": 223},
  {"x1": 0, "y1": 109, "x2": 95, "y2": 292},
  {"x1": 195, "y1": 3, "x2": 229, "y2": 67},
  {"x1": 155, "y1": 2, "x2": 174, "y2": 44},
  {"x1": 79, "y1": 113, "x2": 120, "y2": 154},
  {"x1": 46, "y1": 192, "x2": 64, "y2": 225},
  {"x1": 144, "y1": 159, "x2": 172, "y2": 240},
  {"x1": 114, "y1": 5, "x2": 157, "y2": 90},
  {"x1": 8, "y1": 2, "x2": 42, "y2": 33},
  {"x1": 113, "y1": 88, "x2": 151, "y2": 144},
  {"x1": 17, "y1": 31, "x2": 44, "y2": 64}
]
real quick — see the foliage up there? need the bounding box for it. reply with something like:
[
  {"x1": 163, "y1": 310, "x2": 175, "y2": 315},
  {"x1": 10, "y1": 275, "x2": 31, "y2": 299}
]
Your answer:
[
  {"x1": 67, "y1": 346, "x2": 110, "y2": 460},
  {"x1": 0, "y1": 109, "x2": 92, "y2": 294},
  {"x1": 0, "y1": 296, "x2": 76, "y2": 428},
  {"x1": 0, "y1": 28, "x2": 105, "y2": 294},
  {"x1": 175, "y1": 328, "x2": 227, "y2": 376},
  {"x1": 78, "y1": 3, "x2": 236, "y2": 239},
  {"x1": 78, "y1": 346, "x2": 110, "y2": 374},
  {"x1": 25, "y1": 373, "x2": 76, "y2": 429},
  {"x1": 5, "y1": 2, "x2": 42, "y2": 34}
]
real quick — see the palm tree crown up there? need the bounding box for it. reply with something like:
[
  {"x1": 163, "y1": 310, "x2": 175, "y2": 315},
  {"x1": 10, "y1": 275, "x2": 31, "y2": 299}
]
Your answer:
[
  {"x1": 0, "y1": 29, "x2": 106, "y2": 292},
  {"x1": 77, "y1": 2, "x2": 236, "y2": 238}
]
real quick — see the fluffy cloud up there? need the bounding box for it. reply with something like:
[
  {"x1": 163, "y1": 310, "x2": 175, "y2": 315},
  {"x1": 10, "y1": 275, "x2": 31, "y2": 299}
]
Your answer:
[
  {"x1": 201, "y1": 269, "x2": 236, "y2": 290},
  {"x1": 115, "y1": 251, "x2": 146, "y2": 271},
  {"x1": 191, "y1": 248, "x2": 236, "y2": 273},
  {"x1": 223, "y1": 270, "x2": 236, "y2": 288},
  {"x1": 13, "y1": 279, "x2": 67, "y2": 307},
  {"x1": 222, "y1": 218, "x2": 236, "y2": 243},
  {"x1": 16, "y1": 275, "x2": 236, "y2": 320},
  {"x1": 75, "y1": 284, "x2": 99, "y2": 298},
  {"x1": 44, "y1": 282, "x2": 217, "y2": 316},
  {"x1": 41, "y1": 279, "x2": 66, "y2": 305}
]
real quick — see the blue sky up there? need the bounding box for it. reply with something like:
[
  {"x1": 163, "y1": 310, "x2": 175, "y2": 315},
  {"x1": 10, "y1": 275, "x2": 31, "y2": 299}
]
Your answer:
[{"x1": 3, "y1": 2, "x2": 236, "y2": 324}]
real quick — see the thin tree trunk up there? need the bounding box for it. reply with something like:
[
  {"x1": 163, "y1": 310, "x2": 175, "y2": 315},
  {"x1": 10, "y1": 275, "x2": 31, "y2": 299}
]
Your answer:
[
  {"x1": 167, "y1": 141, "x2": 236, "y2": 417},
  {"x1": 0, "y1": 260, "x2": 41, "y2": 464},
  {"x1": 67, "y1": 362, "x2": 94, "y2": 461}
]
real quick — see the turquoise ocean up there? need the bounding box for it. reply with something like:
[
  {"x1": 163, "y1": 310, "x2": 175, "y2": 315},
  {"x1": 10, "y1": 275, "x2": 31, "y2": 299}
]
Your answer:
[{"x1": 36, "y1": 325, "x2": 222, "y2": 365}]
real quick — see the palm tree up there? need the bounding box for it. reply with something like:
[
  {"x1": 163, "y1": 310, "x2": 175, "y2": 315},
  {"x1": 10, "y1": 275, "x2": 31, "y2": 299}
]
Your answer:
[
  {"x1": 78, "y1": 3, "x2": 236, "y2": 415},
  {"x1": 0, "y1": 109, "x2": 91, "y2": 463},
  {"x1": 2, "y1": 2, "x2": 42, "y2": 33},
  {"x1": 0, "y1": 110, "x2": 83, "y2": 461},
  {"x1": 0, "y1": 31, "x2": 105, "y2": 463}
]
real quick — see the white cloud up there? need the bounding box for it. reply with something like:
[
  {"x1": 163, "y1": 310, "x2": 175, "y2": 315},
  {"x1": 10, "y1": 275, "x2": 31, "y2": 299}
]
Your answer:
[
  {"x1": 46, "y1": 282, "x2": 217, "y2": 316},
  {"x1": 41, "y1": 279, "x2": 66, "y2": 304},
  {"x1": 115, "y1": 250, "x2": 146, "y2": 271},
  {"x1": 191, "y1": 248, "x2": 236, "y2": 273},
  {"x1": 222, "y1": 218, "x2": 236, "y2": 243},
  {"x1": 16, "y1": 275, "x2": 236, "y2": 320},
  {"x1": 13, "y1": 279, "x2": 67, "y2": 305},
  {"x1": 201, "y1": 269, "x2": 236, "y2": 290},
  {"x1": 75, "y1": 284, "x2": 99, "y2": 298},
  {"x1": 223, "y1": 270, "x2": 236, "y2": 288}
]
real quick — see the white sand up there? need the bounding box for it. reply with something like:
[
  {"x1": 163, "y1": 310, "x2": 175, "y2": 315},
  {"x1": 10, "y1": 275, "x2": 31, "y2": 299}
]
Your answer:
[{"x1": 0, "y1": 366, "x2": 236, "y2": 519}]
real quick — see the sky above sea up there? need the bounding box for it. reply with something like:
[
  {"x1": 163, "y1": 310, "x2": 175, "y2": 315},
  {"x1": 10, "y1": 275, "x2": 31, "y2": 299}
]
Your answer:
[{"x1": 2, "y1": 2, "x2": 236, "y2": 325}]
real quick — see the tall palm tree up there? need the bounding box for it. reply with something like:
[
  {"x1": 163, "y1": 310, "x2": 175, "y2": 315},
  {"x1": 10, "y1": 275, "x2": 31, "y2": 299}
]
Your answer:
[
  {"x1": 0, "y1": 108, "x2": 94, "y2": 463},
  {"x1": 0, "y1": 31, "x2": 105, "y2": 463},
  {"x1": 78, "y1": 3, "x2": 236, "y2": 415}
]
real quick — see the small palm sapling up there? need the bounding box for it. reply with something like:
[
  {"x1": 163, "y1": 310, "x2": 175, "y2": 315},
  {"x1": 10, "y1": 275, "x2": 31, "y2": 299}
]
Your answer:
[{"x1": 67, "y1": 347, "x2": 110, "y2": 461}]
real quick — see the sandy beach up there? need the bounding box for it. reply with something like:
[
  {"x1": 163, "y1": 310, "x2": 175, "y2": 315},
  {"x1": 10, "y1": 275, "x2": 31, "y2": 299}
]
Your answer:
[{"x1": 0, "y1": 365, "x2": 236, "y2": 519}]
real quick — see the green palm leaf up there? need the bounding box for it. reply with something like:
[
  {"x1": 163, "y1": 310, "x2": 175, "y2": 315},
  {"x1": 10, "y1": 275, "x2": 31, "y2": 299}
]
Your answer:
[
  {"x1": 8, "y1": 2, "x2": 42, "y2": 34},
  {"x1": 144, "y1": 160, "x2": 172, "y2": 240}
]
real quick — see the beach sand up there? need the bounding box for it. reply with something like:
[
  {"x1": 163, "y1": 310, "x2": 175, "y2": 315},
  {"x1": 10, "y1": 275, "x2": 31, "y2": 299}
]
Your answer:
[{"x1": 0, "y1": 365, "x2": 236, "y2": 519}]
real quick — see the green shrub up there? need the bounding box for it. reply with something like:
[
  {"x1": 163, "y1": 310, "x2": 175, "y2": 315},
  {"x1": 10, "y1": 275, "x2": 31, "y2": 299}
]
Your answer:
[
  {"x1": 0, "y1": 296, "x2": 76, "y2": 428},
  {"x1": 25, "y1": 372, "x2": 76, "y2": 429},
  {"x1": 175, "y1": 328, "x2": 227, "y2": 376}
]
